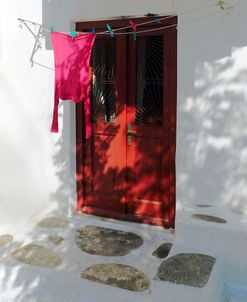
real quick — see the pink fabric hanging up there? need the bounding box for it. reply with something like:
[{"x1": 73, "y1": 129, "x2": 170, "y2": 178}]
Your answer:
[{"x1": 50, "y1": 32, "x2": 95, "y2": 138}]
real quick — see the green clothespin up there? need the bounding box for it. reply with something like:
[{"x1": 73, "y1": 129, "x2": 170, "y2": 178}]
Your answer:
[
  {"x1": 70, "y1": 31, "x2": 77, "y2": 39},
  {"x1": 106, "y1": 24, "x2": 115, "y2": 38},
  {"x1": 106, "y1": 24, "x2": 112, "y2": 32},
  {"x1": 133, "y1": 31, "x2": 137, "y2": 41},
  {"x1": 49, "y1": 25, "x2": 55, "y2": 32}
]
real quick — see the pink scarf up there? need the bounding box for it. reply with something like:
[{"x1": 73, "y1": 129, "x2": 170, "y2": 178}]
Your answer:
[{"x1": 50, "y1": 32, "x2": 95, "y2": 138}]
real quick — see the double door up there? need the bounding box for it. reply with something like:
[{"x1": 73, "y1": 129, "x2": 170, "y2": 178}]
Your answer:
[{"x1": 76, "y1": 17, "x2": 177, "y2": 228}]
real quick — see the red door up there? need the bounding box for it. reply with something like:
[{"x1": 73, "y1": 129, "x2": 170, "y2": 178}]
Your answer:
[{"x1": 76, "y1": 17, "x2": 177, "y2": 228}]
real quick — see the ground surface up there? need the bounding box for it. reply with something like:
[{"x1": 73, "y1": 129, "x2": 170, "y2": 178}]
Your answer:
[{"x1": 0, "y1": 205, "x2": 247, "y2": 302}]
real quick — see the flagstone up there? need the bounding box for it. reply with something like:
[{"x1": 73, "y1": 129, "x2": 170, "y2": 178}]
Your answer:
[
  {"x1": 156, "y1": 253, "x2": 216, "y2": 288},
  {"x1": 37, "y1": 217, "x2": 69, "y2": 228},
  {"x1": 196, "y1": 204, "x2": 212, "y2": 208},
  {"x1": 75, "y1": 226, "x2": 143, "y2": 256},
  {"x1": 48, "y1": 235, "x2": 64, "y2": 246},
  {"x1": 11, "y1": 244, "x2": 62, "y2": 268},
  {"x1": 81, "y1": 263, "x2": 150, "y2": 292},
  {"x1": 152, "y1": 242, "x2": 172, "y2": 259},
  {"x1": 192, "y1": 214, "x2": 226, "y2": 223},
  {"x1": 0, "y1": 234, "x2": 13, "y2": 247}
]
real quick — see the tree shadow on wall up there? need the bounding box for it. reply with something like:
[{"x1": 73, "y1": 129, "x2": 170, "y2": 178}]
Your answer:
[
  {"x1": 176, "y1": 3, "x2": 247, "y2": 213},
  {"x1": 177, "y1": 46, "x2": 247, "y2": 213}
]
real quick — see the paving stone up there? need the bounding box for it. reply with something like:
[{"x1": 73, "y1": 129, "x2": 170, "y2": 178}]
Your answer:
[
  {"x1": 156, "y1": 253, "x2": 216, "y2": 288},
  {"x1": 81, "y1": 263, "x2": 150, "y2": 292},
  {"x1": 48, "y1": 235, "x2": 64, "y2": 246},
  {"x1": 11, "y1": 244, "x2": 62, "y2": 267},
  {"x1": 192, "y1": 214, "x2": 226, "y2": 223},
  {"x1": 37, "y1": 217, "x2": 68, "y2": 228},
  {"x1": 196, "y1": 204, "x2": 212, "y2": 208},
  {"x1": 0, "y1": 234, "x2": 13, "y2": 247},
  {"x1": 152, "y1": 242, "x2": 172, "y2": 259},
  {"x1": 75, "y1": 226, "x2": 143, "y2": 256}
]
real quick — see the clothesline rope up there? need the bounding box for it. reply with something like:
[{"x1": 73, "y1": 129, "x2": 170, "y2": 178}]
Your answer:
[
  {"x1": 17, "y1": 1, "x2": 232, "y2": 70},
  {"x1": 17, "y1": 2, "x2": 224, "y2": 36}
]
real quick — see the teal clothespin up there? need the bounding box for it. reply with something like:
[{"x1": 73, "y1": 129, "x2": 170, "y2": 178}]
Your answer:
[
  {"x1": 106, "y1": 24, "x2": 115, "y2": 38},
  {"x1": 70, "y1": 31, "x2": 77, "y2": 39},
  {"x1": 133, "y1": 31, "x2": 137, "y2": 41},
  {"x1": 91, "y1": 27, "x2": 96, "y2": 34},
  {"x1": 49, "y1": 25, "x2": 55, "y2": 32}
]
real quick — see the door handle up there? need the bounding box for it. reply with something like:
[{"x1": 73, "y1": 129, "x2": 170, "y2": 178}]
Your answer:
[
  {"x1": 127, "y1": 123, "x2": 137, "y2": 135},
  {"x1": 127, "y1": 123, "x2": 136, "y2": 146}
]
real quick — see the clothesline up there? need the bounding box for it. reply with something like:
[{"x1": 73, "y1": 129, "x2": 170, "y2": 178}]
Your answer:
[
  {"x1": 16, "y1": 0, "x2": 231, "y2": 136},
  {"x1": 18, "y1": 15, "x2": 176, "y2": 35},
  {"x1": 17, "y1": 12, "x2": 220, "y2": 38},
  {"x1": 16, "y1": 0, "x2": 229, "y2": 69},
  {"x1": 17, "y1": 2, "x2": 223, "y2": 37}
]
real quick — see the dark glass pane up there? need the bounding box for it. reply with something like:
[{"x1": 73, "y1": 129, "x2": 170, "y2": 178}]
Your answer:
[
  {"x1": 136, "y1": 36, "x2": 163, "y2": 127},
  {"x1": 91, "y1": 38, "x2": 116, "y2": 123}
]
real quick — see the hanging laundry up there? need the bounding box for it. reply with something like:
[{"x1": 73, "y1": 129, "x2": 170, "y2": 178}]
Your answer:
[{"x1": 50, "y1": 32, "x2": 95, "y2": 138}]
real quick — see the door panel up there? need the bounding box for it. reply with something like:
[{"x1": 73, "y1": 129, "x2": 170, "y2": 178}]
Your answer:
[
  {"x1": 134, "y1": 137, "x2": 162, "y2": 200},
  {"x1": 126, "y1": 31, "x2": 172, "y2": 226},
  {"x1": 82, "y1": 34, "x2": 127, "y2": 218}
]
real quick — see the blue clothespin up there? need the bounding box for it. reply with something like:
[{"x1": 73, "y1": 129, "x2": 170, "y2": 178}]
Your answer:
[
  {"x1": 91, "y1": 27, "x2": 96, "y2": 34},
  {"x1": 154, "y1": 18, "x2": 161, "y2": 24},
  {"x1": 106, "y1": 24, "x2": 115, "y2": 38},
  {"x1": 70, "y1": 31, "x2": 77, "y2": 39},
  {"x1": 49, "y1": 25, "x2": 55, "y2": 32}
]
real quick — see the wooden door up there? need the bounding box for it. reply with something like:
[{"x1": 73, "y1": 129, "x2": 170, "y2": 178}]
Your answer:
[
  {"x1": 126, "y1": 29, "x2": 177, "y2": 228},
  {"x1": 76, "y1": 34, "x2": 127, "y2": 219},
  {"x1": 76, "y1": 17, "x2": 177, "y2": 228}
]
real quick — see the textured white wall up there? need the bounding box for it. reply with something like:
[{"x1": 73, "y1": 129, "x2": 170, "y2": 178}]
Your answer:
[
  {"x1": 0, "y1": 0, "x2": 82, "y2": 229},
  {"x1": 0, "y1": 0, "x2": 246, "y2": 229},
  {"x1": 176, "y1": 1, "x2": 247, "y2": 214}
]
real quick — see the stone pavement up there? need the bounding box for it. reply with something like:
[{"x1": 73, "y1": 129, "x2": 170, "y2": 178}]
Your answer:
[{"x1": 0, "y1": 207, "x2": 246, "y2": 302}]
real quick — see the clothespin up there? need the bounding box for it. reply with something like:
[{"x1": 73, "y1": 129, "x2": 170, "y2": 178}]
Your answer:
[
  {"x1": 106, "y1": 24, "x2": 115, "y2": 38},
  {"x1": 91, "y1": 27, "x2": 96, "y2": 34},
  {"x1": 129, "y1": 20, "x2": 137, "y2": 41},
  {"x1": 49, "y1": 25, "x2": 55, "y2": 32},
  {"x1": 154, "y1": 18, "x2": 161, "y2": 24},
  {"x1": 70, "y1": 31, "x2": 77, "y2": 39}
]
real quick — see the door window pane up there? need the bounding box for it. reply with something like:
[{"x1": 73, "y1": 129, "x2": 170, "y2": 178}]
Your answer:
[
  {"x1": 136, "y1": 36, "x2": 163, "y2": 127},
  {"x1": 91, "y1": 38, "x2": 116, "y2": 123}
]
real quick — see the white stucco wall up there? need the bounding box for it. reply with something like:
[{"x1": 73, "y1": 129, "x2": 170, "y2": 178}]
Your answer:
[{"x1": 0, "y1": 0, "x2": 246, "y2": 229}]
